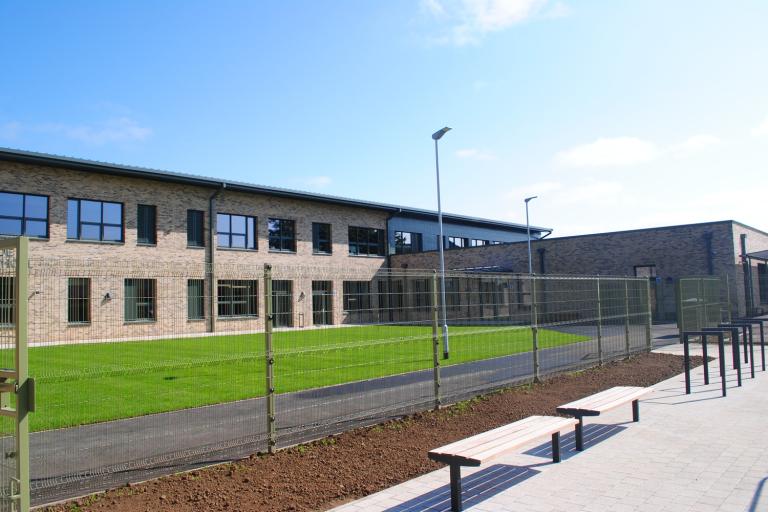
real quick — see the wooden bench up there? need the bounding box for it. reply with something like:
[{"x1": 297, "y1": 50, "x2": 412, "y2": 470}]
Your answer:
[
  {"x1": 556, "y1": 386, "x2": 654, "y2": 451},
  {"x1": 428, "y1": 415, "x2": 578, "y2": 512}
]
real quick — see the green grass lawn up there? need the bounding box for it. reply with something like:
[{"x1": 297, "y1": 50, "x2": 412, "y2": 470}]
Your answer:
[{"x1": 29, "y1": 325, "x2": 588, "y2": 432}]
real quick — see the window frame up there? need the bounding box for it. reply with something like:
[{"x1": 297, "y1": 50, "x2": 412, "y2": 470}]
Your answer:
[
  {"x1": 67, "y1": 198, "x2": 124, "y2": 243},
  {"x1": 312, "y1": 222, "x2": 332, "y2": 255},
  {"x1": 348, "y1": 226, "x2": 386, "y2": 257},
  {"x1": 0, "y1": 191, "x2": 49, "y2": 239},
  {"x1": 137, "y1": 204, "x2": 157, "y2": 246},
  {"x1": 187, "y1": 279, "x2": 206, "y2": 321},
  {"x1": 124, "y1": 278, "x2": 157, "y2": 323},
  {"x1": 67, "y1": 277, "x2": 91, "y2": 324},
  {"x1": 268, "y1": 218, "x2": 297, "y2": 253},
  {"x1": 394, "y1": 231, "x2": 422, "y2": 254},
  {"x1": 447, "y1": 236, "x2": 468, "y2": 249},
  {"x1": 470, "y1": 239, "x2": 489, "y2": 247},
  {"x1": 217, "y1": 279, "x2": 259, "y2": 318},
  {"x1": 217, "y1": 213, "x2": 258, "y2": 250},
  {"x1": 187, "y1": 209, "x2": 205, "y2": 248}
]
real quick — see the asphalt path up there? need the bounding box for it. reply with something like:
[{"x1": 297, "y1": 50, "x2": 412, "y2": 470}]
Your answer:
[{"x1": 29, "y1": 323, "x2": 661, "y2": 505}]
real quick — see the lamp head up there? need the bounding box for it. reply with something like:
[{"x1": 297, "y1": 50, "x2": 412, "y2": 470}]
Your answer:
[
  {"x1": 432, "y1": 127, "x2": 452, "y2": 140},
  {"x1": 524, "y1": 196, "x2": 538, "y2": 203}
]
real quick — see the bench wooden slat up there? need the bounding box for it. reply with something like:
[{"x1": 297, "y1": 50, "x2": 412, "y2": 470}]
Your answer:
[
  {"x1": 560, "y1": 386, "x2": 639, "y2": 409},
  {"x1": 429, "y1": 416, "x2": 577, "y2": 466},
  {"x1": 557, "y1": 386, "x2": 653, "y2": 414}
]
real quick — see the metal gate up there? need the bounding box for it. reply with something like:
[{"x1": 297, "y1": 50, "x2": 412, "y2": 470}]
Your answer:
[
  {"x1": 0, "y1": 237, "x2": 32, "y2": 512},
  {"x1": 677, "y1": 276, "x2": 729, "y2": 333}
]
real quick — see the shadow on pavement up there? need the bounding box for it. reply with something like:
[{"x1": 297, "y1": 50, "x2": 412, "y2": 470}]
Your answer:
[
  {"x1": 749, "y1": 476, "x2": 767, "y2": 512},
  {"x1": 382, "y1": 464, "x2": 538, "y2": 512},
  {"x1": 524, "y1": 423, "x2": 626, "y2": 461}
]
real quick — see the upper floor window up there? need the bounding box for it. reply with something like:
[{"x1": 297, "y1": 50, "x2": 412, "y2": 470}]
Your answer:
[
  {"x1": 187, "y1": 210, "x2": 205, "y2": 247},
  {"x1": 0, "y1": 192, "x2": 48, "y2": 238},
  {"x1": 218, "y1": 213, "x2": 257, "y2": 250},
  {"x1": 137, "y1": 204, "x2": 157, "y2": 245},
  {"x1": 349, "y1": 226, "x2": 385, "y2": 256},
  {"x1": 470, "y1": 239, "x2": 489, "y2": 247},
  {"x1": 394, "y1": 231, "x2": 422, "y2": 254},
  {"x1": 268, "y1": 218, "x2": 296, "y2": 252},
  {"x1": 312, "y1": 222, "x2": 332, "y2": 254},
  {"x1": 67, "y1": 199, "x2": 123, "y2": 242},
  {"x1": 447, "y1": 236, "x2": 468, "y2": 249}
]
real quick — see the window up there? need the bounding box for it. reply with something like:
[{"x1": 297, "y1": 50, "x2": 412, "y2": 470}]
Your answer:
[
  {"x1": 348, "y1": 226, "x2": 385, "y2": 256},
  {"x1": 491, "y1": 241, "x2": 502, "y2": 245},
  {"x1": 67, "y1": 199, "x2": 123, "y2": 242},
  {"x1": 67, "y1": 278, "x2": 91, "y2": 324},
  {"x1": 218, "y1": 213, "x2": 257, "y2": 250},
  {"x1": 312, "y1": 281, "x2": 333, "y2": 325},
  {"x1": 0, "y1": 277, "x2": 13, "y2": 326},
  {"x1": 634, "y1": 265, "x2": 657, "y2": 278},
  {"x1": 187, "y1": 210, "x2": 205, "y2": 247},
  {"x1": 394, "y1": 231, "x2": 423, "y2": 254},
  {"x1": 470, "y1": 239, "x2": 489, "y2": 247},
  {"x1": 188, "y1": 279, "x2": 205, "y2": 320},
  {"x1": 447, "y1": 236, "x2": 468, "y2": 249},
  {"x1": 137, "y1": 204, "x2": 157, "y2": 245},
  {"x1": 218, "y1": 280, "x2": 258, "y2": 317},
  {"x1": 272, "y1": 280, "x2": 293, "y2": 327},
  {"x1": 759, "y1": 263, "x2": 768, "y2": 305},
  {"x1": 124, "y1": 279, "x2": 156, "y2": 322},
  {"x1": 312, "y1": 222, "x2": 332, "y2": 254},
  {"x1": 0, "y1": 192, "x2": 48, "y2": 238},
  {"x1": 268, "y1": 218, "x2": 296, "y2": 252},
  {"x1": 343, "y1": 281, "x2": 372, "y2": 323}
]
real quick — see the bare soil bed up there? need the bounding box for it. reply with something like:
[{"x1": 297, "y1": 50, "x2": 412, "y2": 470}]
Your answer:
[{"x1": 43, "y1": 352, "x2": 700, "y2": 512}]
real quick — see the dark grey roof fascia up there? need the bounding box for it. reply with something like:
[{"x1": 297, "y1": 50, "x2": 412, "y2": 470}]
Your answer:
[
  {"x1": 0, "y1": 147, "x2": 551, "y2": 234},
  {"x1": 746, "y1": 250, "x2": 768, "y2": 262}
]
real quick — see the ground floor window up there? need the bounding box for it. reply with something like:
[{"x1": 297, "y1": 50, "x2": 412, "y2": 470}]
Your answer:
[
  {"x1": 758, "y1": 263, "x2": 768, "y2": 304},
  {"x1": 312, "y1": 281, "x2": 333, "y2": 325},
  {"x1": 218, "y1": 280, "x2": 258, "y2": 318},
  {"x1": 67, "y1": 278, "x2": 91, "y2": 324},
  {"x1": 272, "y1": 280, "x2": 293, "y2": 327},
  {"x1": 125, "y1": 279, "x2": 156, "y2": 322},
  {"x1": 343, "y1": 280, "x2": 372, "y2": 323},
  {"x1": 188, "y1": 279, "x2": 205, "y2": 320},
  {"x1": 0, "y1": 277, "x2": 13, "y2": 326}
]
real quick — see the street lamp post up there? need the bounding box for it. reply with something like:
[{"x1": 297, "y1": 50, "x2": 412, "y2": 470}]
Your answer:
[
  {"x1": 432, "y1": 126, "x2": 451, "y2": 359},
  {"x1": 524, "y1": 196, "x2": 538, "y2": 274}
]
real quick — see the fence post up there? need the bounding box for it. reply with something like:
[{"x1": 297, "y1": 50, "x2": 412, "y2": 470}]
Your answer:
[
  {"x1": 596, "y1": 277, "x2": 603, "y2": 365},
  {"x1": 531, "y1": 275, "x2": 540, "y2": 382},
  {"x1": 725, "y1": 274, "x2": 732, "y2": 323},
  {"x1": 430, "y1": 271, "x2": 442, "y2": 410},
  {"x1": 16, "y1": 236, "x2": 30, "y2": 512},
  {"x1": 624, "y1": 280, "x2": 631, "y2": 357},
  {"x1": 645, "y1": 279, "x2": 653, "y2": 352},
  {"x1": 263, "y1": 263, "x2": 276, "y2": 454}
]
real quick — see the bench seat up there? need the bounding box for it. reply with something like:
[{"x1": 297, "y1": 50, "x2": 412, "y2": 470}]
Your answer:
[
  {"x1": 556, "y1": 386, "x2": 654, "y2": 451},
  {"x1": 428, "y1": 415, "x2": 577, "y2": 511}
]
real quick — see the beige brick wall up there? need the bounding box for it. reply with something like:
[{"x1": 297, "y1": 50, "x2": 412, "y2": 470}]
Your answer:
[{"x1": 0, "y1": 161, "x2": 389, "y2": 343}]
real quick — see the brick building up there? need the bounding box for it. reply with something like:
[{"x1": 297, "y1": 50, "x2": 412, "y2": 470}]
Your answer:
[
  {"x1": 391, "y1": 221, "x2": 768, "y2": 320},
  {"x1": 0, "y1": 148, "x2": 548, "y2": 342}
]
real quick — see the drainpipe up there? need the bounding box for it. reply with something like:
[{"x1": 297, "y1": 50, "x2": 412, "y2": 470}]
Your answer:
[
  {"x1": 704, "y1": 232, "x2": 714, "y2": 275},
  {"x1": 208, "y1": 184, "x2": 225, "y2": 333},
  {"x1": 740, "y1": 233, "x2": 754, "y2": 316}
]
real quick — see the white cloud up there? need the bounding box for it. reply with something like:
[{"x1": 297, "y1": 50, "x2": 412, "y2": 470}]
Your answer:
[
  {"x1": 671, "y1": 134, "x2": 721, "y2": 154},
  {"x1": 555, "y1": 137, "x2": 660, "y2": 168},
  {"x1": 752, "y1": 116, "x2": 768, "y2": 138},
  {"x1": 40, "y1": 117, "x2": 152, "y2": 145},
  {"x1": 422, "y1": 0, "x2": 558, "y2": 46},
  {"x1": 302, "y1": 176, "x2": 332, "y2": 189},
  {"x1": 455, "y1": 148, "x2": 496, "y2": 160}
]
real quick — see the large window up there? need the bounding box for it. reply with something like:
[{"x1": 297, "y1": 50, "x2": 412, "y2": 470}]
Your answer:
[
  {"x1": 470, "y1": 239, "x2": 489, "y2": 247},
  {"x1": 137, "y1": 204, "x2": 157, "y2": 245},
  {"x1": 394, "y1": 231, "x2": 422, "y2": 254},
  {"x1": 312, "y1": 281, "x2": 333, "y2": 325},
  {"x1": 272, "y1": 280, "x2": 293, "y2": 327},
  {"x1": 0, "y1": 277, "x2": 13, "y2": 326},
  {"x1": 759, "y1": 263, "x2": 768, "y2": 305},
  {"x1": 218, "y1": 213, "x2": 257, "y2": 250},
  {"x1": 0, "y1": 192, "x2": 48, "y2": 238},
  {"x1": 124, "y1": 279, "x2": 156, "y2": 322},
  {"x1": 218, "y1": 280, "x2": 258, "y2": 318},
  {"x1": 188, "y1": 279, "x2": 205, "y2": 320},
  {"x1": 348, "y1": 227, "x2": 385, "y2": 256},
  {"x1": 187, "y1": 210, "x2": 205, "y2": 247},
  {"x1": 312, "y1": 222, "x2": 332, "y2": 254},
  {"x1": 268, "y1": 218, "x2": 296, "y2": 252},
  {"x1": 67, "y1": 199, "x2": 123, "y2": 242},
  {"x1": 67, "y1": 278, "x2": 91, "y2": 324},
  {"x1": 447, "y1": 236, "x2": 468, "y2": 249},
  {"x1": 343, "y1": 281, "x2": 372, "y2": 323}
]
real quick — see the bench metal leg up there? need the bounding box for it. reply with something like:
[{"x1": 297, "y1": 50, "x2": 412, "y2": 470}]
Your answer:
[
  {"x1": 632, "y1": 399, "x2": 639, "y2": 422},
  {"x1": 449, "y1": 463, "x2": 463, "y2": 512},
  {"x1": 551, "y1": 432, "x2": 561, "y2": 463},
  {"x1": 575, "y1": 417, "x2": 584, "y2": 451}
]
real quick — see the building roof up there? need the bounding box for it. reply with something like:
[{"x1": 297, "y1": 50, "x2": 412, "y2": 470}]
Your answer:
[
  {"x1": 0, "y1": 147, "x2": 551, "y2": 234},
  {"x1": 746, "y1": 250, "x2": 768, "y2": 262}
]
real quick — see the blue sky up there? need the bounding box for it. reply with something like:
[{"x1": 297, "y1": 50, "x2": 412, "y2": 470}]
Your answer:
[{"x1": 1, "y1": 0, "x2": 767, "y2": 236}]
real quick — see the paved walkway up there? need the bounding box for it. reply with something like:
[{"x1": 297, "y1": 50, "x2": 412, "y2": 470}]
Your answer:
[{"x1": 331, "y1": 343, "x2": 768, "y2": 512}]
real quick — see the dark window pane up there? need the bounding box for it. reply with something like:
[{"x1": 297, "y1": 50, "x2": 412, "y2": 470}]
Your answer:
[
  {"x1": 25, "y1": 220, "x2": 47, "y2": 237},
  {"x1": 0, "y1": 193, "x2": 23, "y2": 217},
  {"x1": 24, "y1": 195, "x2": 47, "y2": 219},
  {"x1": 188, "y1": 279, "x2": 205, "y2": 320},
  {"x1": 187, "y1": 210, "x2": 205, "y2": 247},
  {"x1": 68, "y1": 278, "x2": 91, "y2": 323},
  {"x1": 80, "y1": 200, "x2": 102, "y2": 222},
  {"x1": 137, "y1": 205, "x2": 156, "y2": 244},
  {"x1": 0, "y1": 218, "x2": 22, "y2": 236}
]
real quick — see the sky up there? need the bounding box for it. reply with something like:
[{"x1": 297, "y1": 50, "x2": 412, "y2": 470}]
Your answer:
[{"x1": 1, "y1": 0, "x2": 767, "y2": 236}]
